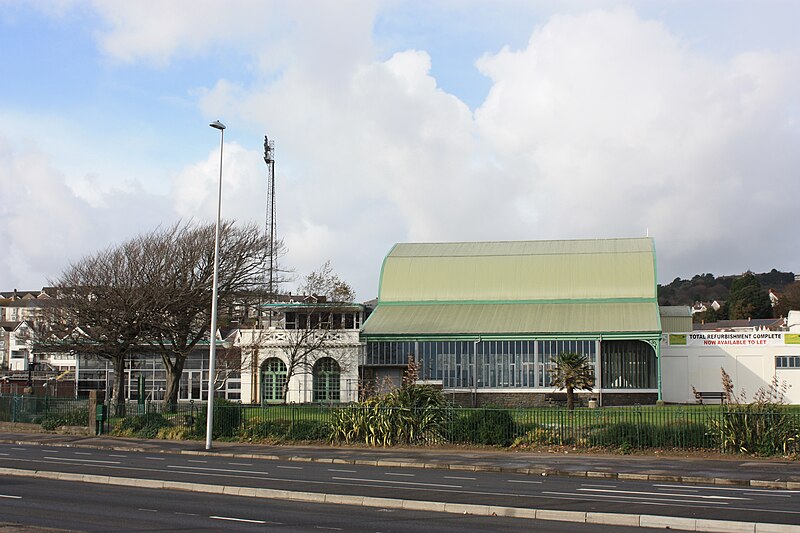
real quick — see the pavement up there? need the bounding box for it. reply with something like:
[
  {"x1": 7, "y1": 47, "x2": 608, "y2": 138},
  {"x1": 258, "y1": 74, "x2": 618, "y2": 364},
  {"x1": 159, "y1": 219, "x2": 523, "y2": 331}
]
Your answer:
[{"x1": 1, "y1": 428, "x2": 799, "y2": 489}]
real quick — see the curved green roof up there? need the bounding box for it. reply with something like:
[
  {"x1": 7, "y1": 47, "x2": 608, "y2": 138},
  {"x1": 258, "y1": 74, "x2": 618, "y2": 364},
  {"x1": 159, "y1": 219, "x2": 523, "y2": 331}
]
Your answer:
[
  {"x1": 364, "y1": 238, "x2": 660, "y2": 337},
  {"x1": 378, "y1": 238, "x2": 656, "y2": 303}
]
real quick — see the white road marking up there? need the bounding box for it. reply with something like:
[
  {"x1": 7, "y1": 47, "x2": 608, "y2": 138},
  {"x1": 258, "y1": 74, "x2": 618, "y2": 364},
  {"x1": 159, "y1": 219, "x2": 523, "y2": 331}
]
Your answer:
[
  {"x1": 227, "y1": 462, "x2": 253, "y2": 466},
  {"x1": 74, "y1": 452, "x2": 92, "y2": 455},
  {"x1": 315, "y1": 527, "x2": 342, "y2": 531},
  {"x1": 544, "y1": 490, "x2": 730, "y2": 506},
  {"x1": 145, "y1": 457, "x2": 165, "y2": 460},
  {"x1": 167, "y1": 465, "x2": 269, "y2": 475},
  {"x1": 187, "y1": 460, "x2": 207, "y2": 463},
  {"x1": 174, "y1": 512, "x2": 199, "y2": 516},
  {"x1": 138, "y1": 508, "x2": 158, "y2": 512},
  {"x1": 578, "y1": 487, "x2": 748, "y2": 500},
  {"x1": 43, "y1": 456, "x2": 120, "y2": 465},
  {"x1": 210, "y1": 516, "x2": 267, "y2": 524},
  {"x1": 444, "y1": 476, "x2": 476, "y2": 480},
  {"x1": 108, "y1": 454, "x2": 127, "y2": 457},
  {"x1": 654, "y1": 484, "x2": 797, "y2": 494},
  {"x1": 745, "y1": 492, "x2": 792, "y2": 498},
  {"x1": 277, "y1": 465, "x2": 303, "y2": 470},
  {"x1": 331, "y1": 476, "x2": 461, "y2": 489},
  {"x1": 0, "y1": 494, "x2": 22, "y2": 499},
  {"x1": 11, "y1": 448, "x2": 25, "y2": 451},
  {"x1": 507, "y1": 479, "x2": 543, "y2": 484},
  {"x1": 0, "y1": 453, "x2": 9, "y2": 456},
  {"x1": 328, "y1": 469, "x2": 357, "y2": 473},
  {"x1": 385, "y1": 473, "x2": 415, "y2": 477}
]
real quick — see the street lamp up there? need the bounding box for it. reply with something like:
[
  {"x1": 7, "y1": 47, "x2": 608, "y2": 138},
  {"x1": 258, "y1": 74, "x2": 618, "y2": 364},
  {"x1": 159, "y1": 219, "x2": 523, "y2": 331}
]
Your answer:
[{"x1": 206, "y1": 119, "x2": 226, "y2": 450}]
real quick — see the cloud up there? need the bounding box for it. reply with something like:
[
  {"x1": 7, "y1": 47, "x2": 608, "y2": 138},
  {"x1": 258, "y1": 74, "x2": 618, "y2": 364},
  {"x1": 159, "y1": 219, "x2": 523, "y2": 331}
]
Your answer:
[
  {"x1": 6, "y1": 4, "x2": 800, "y2": 298},
  {"x1": 0, "y1": 135, "x2": 171, "y2": 289},
  {"x1": 196, "y1": 7, "x2": 799, "y2": 296},
  {"x1": 473, "y1": 8, "x2": 800, "y2": 278}
]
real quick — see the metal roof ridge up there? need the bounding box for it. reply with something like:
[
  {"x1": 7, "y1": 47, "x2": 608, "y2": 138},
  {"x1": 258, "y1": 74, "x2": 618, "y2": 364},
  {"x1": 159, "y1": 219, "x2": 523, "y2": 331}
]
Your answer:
[{"x1": 375, "y1": 297, "x2": 658, "y2": 306}]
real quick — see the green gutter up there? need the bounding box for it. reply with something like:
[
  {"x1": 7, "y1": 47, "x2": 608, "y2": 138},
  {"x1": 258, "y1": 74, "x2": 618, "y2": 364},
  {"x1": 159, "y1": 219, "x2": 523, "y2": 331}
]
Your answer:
[
  {"x1": 360, "y1": 331, "x2": 661, "y2": 342},
  {"x1": 651, "y1": 237, "x2": 663, "y2": 401}
]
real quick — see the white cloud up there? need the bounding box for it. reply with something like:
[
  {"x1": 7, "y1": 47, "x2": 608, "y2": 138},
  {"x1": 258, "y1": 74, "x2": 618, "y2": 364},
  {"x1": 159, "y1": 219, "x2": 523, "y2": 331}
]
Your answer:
[
  {"x1": 473, "y1": 8, "x2": 800, "y2": 277},
  {"x1": 5, "y1": 4, "x2": 799, "y2": 298},
  {"x1": 0, "y1": 136, "x2": 171, "y2": 288},
  {"x1": 173, "y1": 7, "x2": 800, "y2": 295}
]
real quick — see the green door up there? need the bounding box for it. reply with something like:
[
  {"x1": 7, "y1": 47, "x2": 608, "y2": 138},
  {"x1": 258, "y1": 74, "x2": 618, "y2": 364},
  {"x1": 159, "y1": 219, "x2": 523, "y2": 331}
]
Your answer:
[
  {"x1": 313, "y1": 358, "x2": 341, "y2": 402},
  {"x1": 260, "y1": 358, "x2": 287, "y2": 403}
]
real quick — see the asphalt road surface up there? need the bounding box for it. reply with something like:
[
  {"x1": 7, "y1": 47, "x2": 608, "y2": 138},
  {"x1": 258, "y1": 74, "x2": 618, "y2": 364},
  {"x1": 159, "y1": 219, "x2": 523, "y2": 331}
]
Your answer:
[
  {"x1": 0, "y1": 477, "x2": 657, "y2": 532},
  {"x1": 0, "y1": 443, "x2": 798, "y2": 529}
]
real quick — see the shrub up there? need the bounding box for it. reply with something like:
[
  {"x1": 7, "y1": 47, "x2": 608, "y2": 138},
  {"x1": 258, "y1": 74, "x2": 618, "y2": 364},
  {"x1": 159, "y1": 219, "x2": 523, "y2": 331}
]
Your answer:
[
  {"x1": 242, "y1": 419, "x2": 291, "y2": 441},
  {"x1": 39, "y1": 409, "x2": 89, "y2": 431},
  {"x1": 190, "y1": 399, "x2": 243, "y2": 439},
  {"x1": 591, "y1": 421, "x2": 653, "y2": 448},
  {"x1": 711, "y1": 404, "x2": 799, "y2": 455},
  {"x1": 450, "y1": 409, "x2": 516, "y2": 446},
  {"x1": 114, "y1": 413, "x2": 171, "y2": 439},
  {"x1": 511, "y1": 425, "x2": 563, "y2": 447},
  {"x1": 707, "y1": 369, "x2": 800, "y2": 455},
  {"x1": 212, "y1": 399, "x2": 243, "y2": 438},
  {"x1": 287, "y1": 420, "x2": 328, "y2": 441},
  {"x1": 241, "y1": 419, "x2": 329, "y2": 442},
  {"x1": 651, "y1": 421, "x2": 710, "y2": 449},
  {"x1": 329, "y1": 385, "x2": 449, "y2": 446},
  {"x1": 591, "y1": 420, "x2": 713, "y2": 450},
  {"x1": 157, "y1": 426, "x2": 190, "y2": 440}
]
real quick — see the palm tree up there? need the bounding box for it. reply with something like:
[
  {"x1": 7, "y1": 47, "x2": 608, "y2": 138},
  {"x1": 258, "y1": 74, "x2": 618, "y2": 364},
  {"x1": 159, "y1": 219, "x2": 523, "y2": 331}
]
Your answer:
[{"x1": 549, "y1": 352, "x2": 595, "y2": 410}]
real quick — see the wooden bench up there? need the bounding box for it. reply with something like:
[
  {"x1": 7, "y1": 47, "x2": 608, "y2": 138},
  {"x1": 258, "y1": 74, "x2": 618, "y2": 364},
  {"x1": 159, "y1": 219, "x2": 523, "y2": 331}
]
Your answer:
[{"x1": 694, "y1": 391, "x2": 725, "y2": 404}]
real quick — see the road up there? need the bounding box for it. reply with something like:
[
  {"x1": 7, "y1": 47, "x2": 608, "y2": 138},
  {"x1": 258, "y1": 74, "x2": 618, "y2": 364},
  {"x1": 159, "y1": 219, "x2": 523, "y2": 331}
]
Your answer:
[
  {"x1": 0, "y1": 443, "x2": 798, "y2": 530},
  {"x1": 0, "y1": 476, "x2": 654, "y2": 532}
]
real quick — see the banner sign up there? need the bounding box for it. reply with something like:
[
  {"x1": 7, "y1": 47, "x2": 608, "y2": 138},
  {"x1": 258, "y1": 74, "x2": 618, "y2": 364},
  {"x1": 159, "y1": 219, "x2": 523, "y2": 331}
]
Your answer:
[{"x1": 668, "y1": 332, "x2": 793, "y2": 347}]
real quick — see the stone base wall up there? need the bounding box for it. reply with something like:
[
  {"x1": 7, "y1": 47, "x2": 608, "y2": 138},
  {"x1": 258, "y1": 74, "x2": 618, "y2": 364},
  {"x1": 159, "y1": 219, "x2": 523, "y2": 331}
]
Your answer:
[
  {"x1": 444, "y1": 391, "x2": 658, "y2": 408},
  {"x1": 598, "y1": 392, "x2": 659, "y2": 406}
]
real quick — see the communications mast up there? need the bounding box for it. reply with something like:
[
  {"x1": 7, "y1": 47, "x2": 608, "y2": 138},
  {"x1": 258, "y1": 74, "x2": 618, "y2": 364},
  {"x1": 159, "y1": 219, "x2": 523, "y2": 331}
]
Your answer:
[{"x1": 263, "y1": 135, "x2": 276, "y2": 327}]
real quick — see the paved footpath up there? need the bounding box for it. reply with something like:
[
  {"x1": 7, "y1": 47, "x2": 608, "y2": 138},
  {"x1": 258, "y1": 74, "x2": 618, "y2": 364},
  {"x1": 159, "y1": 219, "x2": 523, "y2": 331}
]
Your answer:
[{"x1": 1, "y1": 429, "x2": 799, "y2": 489}]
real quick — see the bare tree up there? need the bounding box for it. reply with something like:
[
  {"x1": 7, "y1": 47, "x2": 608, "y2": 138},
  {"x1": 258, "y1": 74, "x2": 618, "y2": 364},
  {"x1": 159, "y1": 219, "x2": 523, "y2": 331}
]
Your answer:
[
  {"x1": 38, "y1": 232, "x2": 165, "y2": 415},
  {"x1": 35, "y1": 221, "x2": 281, "y2": 412},
  {"x1": 268, "y1": 262, "x2": 359, "y2": 402},
  {"x1": 298, "y1": 261, "x2": 355, "y2": 303},
  {"x1": 145, "y1": 221, "x2": 284, "y2": 406}
]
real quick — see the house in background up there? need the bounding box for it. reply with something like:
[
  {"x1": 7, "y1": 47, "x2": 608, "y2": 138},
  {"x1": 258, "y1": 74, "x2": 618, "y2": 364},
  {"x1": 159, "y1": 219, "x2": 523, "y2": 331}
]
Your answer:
[{"x1": 0, "y1": 320, "x2": 33, "y2": 372}]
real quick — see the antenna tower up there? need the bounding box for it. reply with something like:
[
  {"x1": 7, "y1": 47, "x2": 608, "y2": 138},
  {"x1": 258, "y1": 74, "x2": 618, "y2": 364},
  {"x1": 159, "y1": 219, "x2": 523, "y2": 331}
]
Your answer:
[{"x1": 263, "y1": 135, "x2": 276, "y2": 327}]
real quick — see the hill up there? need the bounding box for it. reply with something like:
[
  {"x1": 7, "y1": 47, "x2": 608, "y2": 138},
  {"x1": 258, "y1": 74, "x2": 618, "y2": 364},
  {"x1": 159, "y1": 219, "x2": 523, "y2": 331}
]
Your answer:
[{"x1": 657, "y1": 269, "x2": 795, "y2": 307}]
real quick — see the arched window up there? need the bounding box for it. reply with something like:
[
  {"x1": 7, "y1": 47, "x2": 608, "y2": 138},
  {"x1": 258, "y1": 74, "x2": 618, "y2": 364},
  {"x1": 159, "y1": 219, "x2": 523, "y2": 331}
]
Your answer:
[
  {"x1": 313, "y1": 357, "x2": 340, "y2": 402},
  {"x1": 601, "y1": 340, "x2": 657, "y2": 389},
  {"x1": 260, "y1": 358, "x2": 287, "y2": 403}
]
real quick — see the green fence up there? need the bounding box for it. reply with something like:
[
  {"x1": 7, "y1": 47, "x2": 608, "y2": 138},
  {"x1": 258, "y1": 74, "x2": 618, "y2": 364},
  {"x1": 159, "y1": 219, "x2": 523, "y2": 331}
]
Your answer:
[
  {"x1": 0, "y1": 395, "x2": 89, "y2": 428},
  {"x1": 3, "y1": 395, "x2": 799, "y2": 456}
]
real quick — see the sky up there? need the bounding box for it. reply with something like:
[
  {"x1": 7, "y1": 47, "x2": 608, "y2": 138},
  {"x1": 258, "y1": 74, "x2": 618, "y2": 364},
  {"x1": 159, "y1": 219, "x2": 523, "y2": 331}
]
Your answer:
[{"x1": 1, "y1": 0, "x2": 799, "y2": 301}]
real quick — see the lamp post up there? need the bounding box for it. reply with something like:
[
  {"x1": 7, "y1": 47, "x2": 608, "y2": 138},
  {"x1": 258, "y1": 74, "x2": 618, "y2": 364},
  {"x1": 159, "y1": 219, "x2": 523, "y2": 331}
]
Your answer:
[{"x1": 206, "y1": 119, "x2": 225, "y2": 450}]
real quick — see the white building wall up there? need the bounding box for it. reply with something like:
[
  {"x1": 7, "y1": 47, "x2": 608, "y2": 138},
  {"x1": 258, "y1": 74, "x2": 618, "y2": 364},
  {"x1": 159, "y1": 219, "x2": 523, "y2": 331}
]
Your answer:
[
  {"x1": 238, "y1": 328, "x2": 361, "y2": 404},
  {"x1": 7, "y1": 323, "x2": 33, "y2": 372},
  {"x1": 661, "y1": 332, "x2": 800, "y2": 404}
]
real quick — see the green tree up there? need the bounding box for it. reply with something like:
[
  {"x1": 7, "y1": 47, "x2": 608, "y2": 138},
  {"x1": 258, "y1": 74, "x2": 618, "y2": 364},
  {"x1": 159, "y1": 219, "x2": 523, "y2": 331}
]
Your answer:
[
  {"x1": 773, "y1": 282, "x2": 800, "y2": 317},
  {"x1": 726, "y1": 272, "x2": 771, "y2": 320},
  {"x1": 549, "y1": 352, "x2": 595, "y2": 410}
]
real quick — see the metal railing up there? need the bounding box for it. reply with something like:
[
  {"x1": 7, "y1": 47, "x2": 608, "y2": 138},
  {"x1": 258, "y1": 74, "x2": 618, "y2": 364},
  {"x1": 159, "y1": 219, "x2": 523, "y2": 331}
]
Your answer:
[{"x1": 2, "y1": 395, "x2": 798, "y2": 455}]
